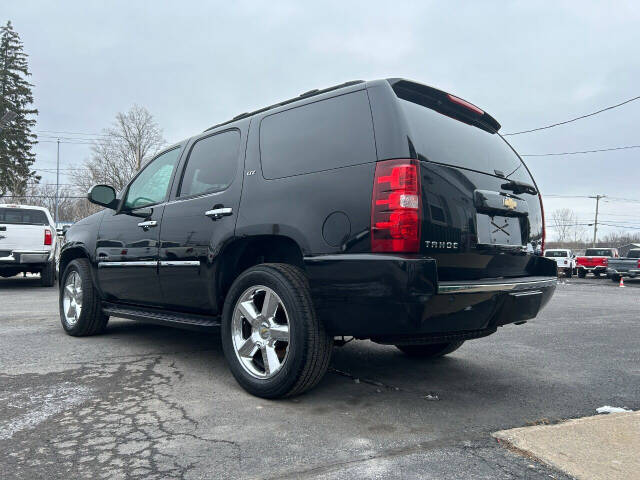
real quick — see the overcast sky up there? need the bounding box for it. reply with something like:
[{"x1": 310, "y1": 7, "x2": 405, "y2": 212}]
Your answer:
[{"x1": 5, "y1": 1, "x2": 640, "y2": 239}]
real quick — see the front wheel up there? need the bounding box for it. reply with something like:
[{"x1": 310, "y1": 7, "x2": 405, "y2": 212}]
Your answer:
[
  {"x1": 221, "y1": 263, "x2": 332, "y2": 398},
  {"x1": 59, "y1": 259, "x2": 109, "y2": 336},
  {"x1": 396, "y1": 341, "x2": 465, "y2": 358}
]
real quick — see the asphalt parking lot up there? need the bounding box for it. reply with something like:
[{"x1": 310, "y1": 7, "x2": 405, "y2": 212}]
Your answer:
[{"x1": 0, "y1": 275, "x2": 638, "y2": 479}]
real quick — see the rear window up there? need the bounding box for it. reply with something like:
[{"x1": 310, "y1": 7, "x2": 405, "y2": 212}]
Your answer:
[
  {"x1": 627, "y1": 250, "x2": 640, "y2": 258},
  {"x1": 260, "y1": 91, "x2": 376, "y2": 179},
  {"x1": 397, "y1": 98, "x2": 529, "y2": 181},
  {"x1": 0, "y1": 208, "x2": 49, "y2": 225},
  {"x1": 545, "y1": 250, "x2": 567, "y2": 258},
  {"x1": 585, "y1": 249, "x2": 613, "y2": 256}
]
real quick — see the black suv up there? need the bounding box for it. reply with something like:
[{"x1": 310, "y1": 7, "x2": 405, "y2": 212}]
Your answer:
[{"x1": 59, "y1": 79, "x2": 556, "y2": 398}]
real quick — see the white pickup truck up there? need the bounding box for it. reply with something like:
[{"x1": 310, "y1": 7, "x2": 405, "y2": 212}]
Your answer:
[
  {"x1": 0, "y1": 204, "x2": 59, "y2": 286},
  {"x1": 543, "y1": 248, "x2": 576, "y2": 277}
]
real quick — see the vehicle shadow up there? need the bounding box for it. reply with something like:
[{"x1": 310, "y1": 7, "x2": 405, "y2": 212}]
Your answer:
[{"x1": 0, "y1": 276, "x2": 51, "y2": 289}]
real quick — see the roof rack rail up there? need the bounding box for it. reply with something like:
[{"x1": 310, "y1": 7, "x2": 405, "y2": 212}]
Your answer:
[{"x1": 204, "y1": 80, "x2": 365, "y2": 132}]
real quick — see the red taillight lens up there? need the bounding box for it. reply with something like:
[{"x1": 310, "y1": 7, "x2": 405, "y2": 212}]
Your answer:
[
  {"x1": 44, "y1": 228, "x2": 53, "y2": 246},
  {"x1": 538, "y1": 193, "x2": 545, "y2": 255},
  {"x1": 603, "y1": 258, "x2": 608, "y2": 266},
  {"x1": 637, "y1": 260, "x2": 640, "y2": 268},
  {"x1": 371, "y1": 159, "x2": 421, "y2": 253}
]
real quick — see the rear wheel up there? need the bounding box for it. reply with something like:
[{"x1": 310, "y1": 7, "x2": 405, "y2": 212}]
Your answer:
[
  {"x1": 221, "y1": 263, "x2": 332, "y2": 398},
  {"x1": 59, "y1": 259, "x2": 109, "y2": 336},
  {"x1": 396, "y1": 341, "x2": 464, "y2": 358},
  {"x1": 611, "y1": 275, "x2": 621, "y2": 283},
  {"x1": 565, "y1": 268, "x2": 573, "y2": 278},
  {"x1": 578, "y1": 270, "x2": 586, "y2": 278},
  {"x1": 40, "y1": 261, "x2": 55, "y2": 287}
]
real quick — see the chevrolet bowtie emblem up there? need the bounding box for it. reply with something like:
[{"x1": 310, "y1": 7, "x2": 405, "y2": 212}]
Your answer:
[{"x1": 503, "y1": 197, "x2": 517, "y2": 210}]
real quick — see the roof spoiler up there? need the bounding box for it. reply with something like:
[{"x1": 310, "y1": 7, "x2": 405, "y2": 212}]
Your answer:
[{"x1": 387, "y1": 79, "x2": 501, "y2": 133}]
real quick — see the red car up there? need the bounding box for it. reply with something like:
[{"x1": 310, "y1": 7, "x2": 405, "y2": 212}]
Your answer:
[{"x1": 576, "y1": 248, "x2": 619, "y2": 278}]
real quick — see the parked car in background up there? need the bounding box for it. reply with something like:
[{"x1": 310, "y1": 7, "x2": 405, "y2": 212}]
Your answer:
[
  {"x1": 0, "y1": 204, "x2": 58, "y2": 286},
  {"x1": 58, "y1": 78, "x2": 556, "y2": 398},
  {"x1": 544, "y1": 249, "x2": 575, "y2": 277},
  {"x1": 575, "y1": 248, "x2": 619, "y2": 278},
  {"x1": 607, "y1": 249, "x2": 640, "y2": 282}
]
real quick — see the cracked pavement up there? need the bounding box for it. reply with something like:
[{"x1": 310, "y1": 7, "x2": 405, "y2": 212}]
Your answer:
[{"x1": 1, "y1": 275, "x2": 638, "y2": 479}]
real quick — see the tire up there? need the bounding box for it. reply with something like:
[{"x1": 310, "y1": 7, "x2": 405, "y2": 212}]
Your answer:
[
  {"x1": 40, "y1": 261, "x2": 55, "y2": 287},
  {"x1": 396, "y1": 341, "x2": 465, "y2": 358},
  {"x1": 221, "y1": 263, "x2": 332, "y2": 399},
  {"x1": 578, "y1": 270, "x2": 586, "y2": 278},
  {"x1": 611, "y1": 275, "x2": 621, "y2": 283},
  {"x1": 565, "y1": 268, "x2": 573, "y2": 278},
  {"x1": 59, "y1": 258, "x2": 109, "y2": 336}
]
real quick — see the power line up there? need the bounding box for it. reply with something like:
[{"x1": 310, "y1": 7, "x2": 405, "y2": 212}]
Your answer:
[
  {"x1": 503, "y1": 94, "x2": 640, "y2": 135},
  {"x1": 521, "y1": 145, "x2": 640, "y2": 157}
]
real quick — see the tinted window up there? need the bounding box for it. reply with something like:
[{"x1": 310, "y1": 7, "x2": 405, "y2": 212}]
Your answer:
[
  {"x1": 628, "y1": 250, "x2": 640, "y2": 258},
  {"x1": 585, "y1": 249, "x2": 613, "y2": 256},
  {"x1": 0, "y1": 208, "x2": 48, "y2": 225},
  {"x1": 260, "y1": 91, "x2": 376, "y2": 179},
  {"x1": 179, "y1": 130, "x2": 240, "y2": 197},
  {"x1": 124, "y1": 147, "x2": 182, "y2": 209},
  {"x1": 544, "y1": 250, "x2": 567, "y2": 258},
  {"x1": 398, "y1": 98, "x2": 529, "y2": 181}
]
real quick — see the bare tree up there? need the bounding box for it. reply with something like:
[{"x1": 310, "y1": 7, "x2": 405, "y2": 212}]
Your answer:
[
  {"x1": 551, "y1": 208, "x2": 577, "y2": 243},
  {"x1": 73, "y1": 105, "x2": 165, "y2": 193}
]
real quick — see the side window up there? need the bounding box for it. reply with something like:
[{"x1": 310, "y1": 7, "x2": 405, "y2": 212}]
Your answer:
[
  {"x1": 179, "y1": 130, "x2": 240, "y2": 197},
  {"x1": 260, "y1": 90, "x2": 376, "y2": 179},
  {"x1": 124, "y1": 147, "x2": 182, "y2": 209}
]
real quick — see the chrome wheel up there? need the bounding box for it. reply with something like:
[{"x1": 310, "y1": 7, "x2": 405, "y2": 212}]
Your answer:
[
  {"x1": 62, "y1": 271, "x2": 83, "y2": 326},
  {"x1": 231, "y1": 285, "x2": 290, "y2": 379}
]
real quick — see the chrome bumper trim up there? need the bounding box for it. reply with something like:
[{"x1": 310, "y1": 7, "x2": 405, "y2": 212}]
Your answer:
[{"x1": 438, "y1": 277, "x2": 557, "y2": 294}]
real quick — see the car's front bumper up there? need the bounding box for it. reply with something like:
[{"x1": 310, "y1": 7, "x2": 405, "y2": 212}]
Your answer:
[{"x1": 304, "y1": 254, "x2": 557, "y2": 337}]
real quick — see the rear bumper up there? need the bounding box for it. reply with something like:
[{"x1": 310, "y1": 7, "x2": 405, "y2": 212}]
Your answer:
[
  {"x1": 0, "y1": 250, "x2": 51, "y2": 266},
  {"x1": 305, "y1": 254, "x2": 557, "y2": 337},
  {"x1": 607, "y1": 268, "x2": 640, "y2": 278},
  {"x1": 578, "y1": 265, "x2": 606, "y2": 273}
]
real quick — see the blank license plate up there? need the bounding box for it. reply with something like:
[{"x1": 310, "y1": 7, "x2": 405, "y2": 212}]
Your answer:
[{"x1": 476, "y1": 214, "x2": 523, "y2": 246}]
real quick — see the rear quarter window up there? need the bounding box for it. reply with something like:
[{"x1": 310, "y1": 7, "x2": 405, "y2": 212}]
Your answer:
[{"x1": 259, "y1": 91, "x2": 376, "y2": 179}]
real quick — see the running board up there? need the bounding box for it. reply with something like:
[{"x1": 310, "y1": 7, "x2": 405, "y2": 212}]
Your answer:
[{"x1": 101, "y1": 303, "x2": 221, "y2": 332}]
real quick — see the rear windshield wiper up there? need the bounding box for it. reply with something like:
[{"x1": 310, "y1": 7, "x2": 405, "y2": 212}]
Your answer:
[{"x1": 501, "y1": 179, "x2": 538, "y2": 196}]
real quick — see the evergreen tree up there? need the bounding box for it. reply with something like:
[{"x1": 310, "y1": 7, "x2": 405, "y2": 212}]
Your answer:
[{"x1": 0, "y1": 20, "x2": 38, "y2": 197}]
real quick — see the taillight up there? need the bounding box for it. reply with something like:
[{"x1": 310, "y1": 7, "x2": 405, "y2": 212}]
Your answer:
[
  {"x1": 603, "y1": 258, "x2": 608, "y2": 266},
  {"x1": 371, "y1": 159, "x2": 421, "y2": 253},
  {"x1": 637, "y1": 259, "x2": 640, "y2": 268},
  {"x1": 44, "y1": 228, "x2": 53, "y2": 246},
  {"x1": 538, "y1": 193, "x2": 545, "y2": 254}
]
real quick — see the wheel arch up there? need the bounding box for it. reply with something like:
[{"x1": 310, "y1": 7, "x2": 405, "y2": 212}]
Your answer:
[
  {"x1": 59, "y1": 246, "x2": 92, "y2": 284},
  {"x1": 217, "y1": 235, "x2": 305, "y2": 305}
]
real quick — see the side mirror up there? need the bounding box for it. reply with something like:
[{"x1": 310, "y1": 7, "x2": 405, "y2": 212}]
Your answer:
[{"x1": 88, "y1": 184, "x2": 118, "y2": 209}]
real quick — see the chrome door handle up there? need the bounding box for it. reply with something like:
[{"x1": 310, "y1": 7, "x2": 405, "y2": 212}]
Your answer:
[
  {"x1": 137, "y1": 220, "x2": 158, "y2": 228},
  {"x1": 205, "y1": 207, "x2": 233, "y2": 220}
]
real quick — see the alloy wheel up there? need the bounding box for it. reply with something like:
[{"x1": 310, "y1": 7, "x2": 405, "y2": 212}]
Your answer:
[
  {"x1": 62, "y1": 270, "x2": 83, "y2": 326},
  {"x1": 231, "y1": 285, "x2": 290, "y2": 379}
]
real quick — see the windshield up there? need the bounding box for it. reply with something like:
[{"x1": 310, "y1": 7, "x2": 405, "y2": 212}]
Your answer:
[
  {"x1": 584, "y1": 249, "x2": 613, "y2": 256},
  {"x1": 0, "y1": 208, "x2": 49, "y2": 225},
  {"x1": 545, "y1": 251, "x2": 568, "y2": 258}
]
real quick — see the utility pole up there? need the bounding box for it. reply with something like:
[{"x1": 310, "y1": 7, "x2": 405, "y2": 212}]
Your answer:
[
  {"x1": 589, "y1": 194, "x2": 606, "y2": 247},
  {"x1": 55, "y1": 138, "x2": 60, "y2": 226}
]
